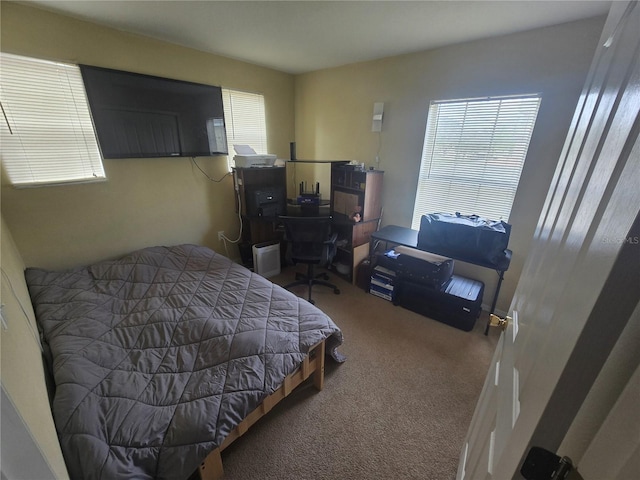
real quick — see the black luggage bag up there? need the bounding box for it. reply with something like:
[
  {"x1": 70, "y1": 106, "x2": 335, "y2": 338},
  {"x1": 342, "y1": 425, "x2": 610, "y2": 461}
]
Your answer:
[
  {"x1": 417, "y1": 213, "x2": 511, "y2": 268},
  {"x1": 394, "y1": 245, "x2": 454, "y2": 290},
  {"x1": 394, "y1": 274, "x2": 484, "y2": 331}
]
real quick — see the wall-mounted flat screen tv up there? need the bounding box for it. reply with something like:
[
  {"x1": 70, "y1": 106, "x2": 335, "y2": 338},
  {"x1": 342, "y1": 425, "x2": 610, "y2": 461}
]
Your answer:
[{"x1": 80, "y1": 65, "x2": 228, "y2": 159}]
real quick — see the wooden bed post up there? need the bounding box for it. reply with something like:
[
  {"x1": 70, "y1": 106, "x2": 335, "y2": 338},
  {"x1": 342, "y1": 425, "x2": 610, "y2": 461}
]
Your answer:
[{"x1": 312, "y1": 339, "x2": 325, "y2": 391}]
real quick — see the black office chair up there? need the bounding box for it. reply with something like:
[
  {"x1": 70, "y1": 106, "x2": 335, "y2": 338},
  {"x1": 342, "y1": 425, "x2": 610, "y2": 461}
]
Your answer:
[{"x1": 279, "y1": 215, "x2": 341, "y2": 304}]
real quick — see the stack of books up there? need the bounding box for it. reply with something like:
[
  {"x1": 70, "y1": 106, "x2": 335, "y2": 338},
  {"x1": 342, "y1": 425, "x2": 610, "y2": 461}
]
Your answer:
[{"x1": 369, "y1": 265, "x2": 396, "y2": 301}]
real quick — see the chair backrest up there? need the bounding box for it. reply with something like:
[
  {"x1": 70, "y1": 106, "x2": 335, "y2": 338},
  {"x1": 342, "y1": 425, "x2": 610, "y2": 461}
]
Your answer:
[{"x1": 279, "y1": 216, "x2": 334, "y2": 264}]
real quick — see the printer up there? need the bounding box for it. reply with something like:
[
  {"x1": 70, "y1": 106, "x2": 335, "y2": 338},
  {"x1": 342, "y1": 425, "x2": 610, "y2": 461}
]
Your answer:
[
  {"x1": 232, "y1": 144, "x2": 277, "y2": 168},
  {"x1": 233, "y1": 154, "x2": 277, "y2": 168},
  {"x1": 246, "y1": 186, "x2": 285, "y2": 217}
]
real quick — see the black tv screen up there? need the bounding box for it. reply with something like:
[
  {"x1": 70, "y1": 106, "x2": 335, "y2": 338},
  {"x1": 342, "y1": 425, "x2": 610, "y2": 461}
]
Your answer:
[{"x1": 80, "y1": 65, "x2": 228, "y2": 159}]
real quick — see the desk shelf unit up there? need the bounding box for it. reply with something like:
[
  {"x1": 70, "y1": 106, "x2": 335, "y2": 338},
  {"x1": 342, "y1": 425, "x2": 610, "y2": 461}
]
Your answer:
[
  {"x1": 233, "y1": 166, "x2": 286, "y2": 218},
  {"x1": 233, "y1": 167, "x2": 287, "y2": 265},
  {"x1": 232, "y1": 163, "x2": 384, "y2": 282},
  {"x1": 330, "y1": 165, "x2": 384, "y2": 282}
]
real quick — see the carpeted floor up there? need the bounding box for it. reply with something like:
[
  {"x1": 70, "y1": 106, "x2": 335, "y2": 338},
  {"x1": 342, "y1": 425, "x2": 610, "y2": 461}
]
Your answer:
[{"x1": 218, "y1": 266, "x2": 499, "y2": 479}]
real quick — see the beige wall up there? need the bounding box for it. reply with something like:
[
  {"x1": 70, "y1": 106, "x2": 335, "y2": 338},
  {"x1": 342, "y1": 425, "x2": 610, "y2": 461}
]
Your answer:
[
  {"x1": 1, "y1": 215, "x2": 69, "y2": 478},
  {"x1": 294, "y1": 16, "x2": 606, "y2": 313},
  {"x1": 1, "y1": 1, "x2": 295, "y2": 270}
]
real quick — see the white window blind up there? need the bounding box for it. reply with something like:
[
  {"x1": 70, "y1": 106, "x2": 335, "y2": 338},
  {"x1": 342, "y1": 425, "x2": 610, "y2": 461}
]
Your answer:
[
  {"x1": 411, "y1": 94, "x2": 541, "y2": 229},
  {"x1": 222, "y1": 89, "x2": 267, "y2": 171},
  {"x1": 1, "y1": 53, "x2": 105, "y2": 187}
]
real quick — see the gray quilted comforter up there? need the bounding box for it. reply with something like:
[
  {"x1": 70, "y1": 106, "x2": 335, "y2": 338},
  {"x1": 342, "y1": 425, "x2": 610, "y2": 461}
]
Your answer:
[{"x1": 25, "y1": 244, "x2": 343, "y2": 480}]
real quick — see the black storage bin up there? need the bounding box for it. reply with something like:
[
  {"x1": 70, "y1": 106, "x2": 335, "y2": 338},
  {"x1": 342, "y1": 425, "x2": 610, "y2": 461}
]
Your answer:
[{"x1": 394, "y1": 274, "x2": 484, "y2": 331}]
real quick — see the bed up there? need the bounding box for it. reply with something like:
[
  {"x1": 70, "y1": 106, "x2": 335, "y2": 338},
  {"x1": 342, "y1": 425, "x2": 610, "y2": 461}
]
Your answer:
[{"x1": 25, "y1": 244, "x2": 344, "y2": 480}]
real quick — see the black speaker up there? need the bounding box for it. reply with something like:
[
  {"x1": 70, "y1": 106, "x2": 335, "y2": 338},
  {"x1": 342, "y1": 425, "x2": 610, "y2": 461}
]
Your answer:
[{"x1": 290, "y1": 142, "x2": 296, "y2": 160}]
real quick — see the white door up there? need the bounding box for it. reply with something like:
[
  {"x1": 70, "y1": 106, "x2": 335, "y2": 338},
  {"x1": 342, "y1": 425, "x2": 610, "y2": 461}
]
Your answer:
[{"x1": 458, "y1": 2, "x2": 640, "y2": 479}]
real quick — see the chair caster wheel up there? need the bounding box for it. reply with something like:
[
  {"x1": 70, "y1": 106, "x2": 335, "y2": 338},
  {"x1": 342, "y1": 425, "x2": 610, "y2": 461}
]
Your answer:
[{"x1": 334, "y1": 288, "x2": 340, "y2": 295}]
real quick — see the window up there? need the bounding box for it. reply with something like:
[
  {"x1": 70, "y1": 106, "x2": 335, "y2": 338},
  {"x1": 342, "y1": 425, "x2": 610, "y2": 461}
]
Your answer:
[
  {"x1": 411, "y1": 94, "x2": 541, "y2": 229},
  {"x1": 222, "y1": 89, "x2": 267, "y2": 171},
  {"x1": 1, "y1": 53, "x2": 105, "y2": 187}
]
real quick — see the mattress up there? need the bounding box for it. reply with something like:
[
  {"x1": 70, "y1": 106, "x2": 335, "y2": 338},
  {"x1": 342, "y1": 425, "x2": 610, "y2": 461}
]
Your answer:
[{"x1": 25, "y1": 244, "x2": 343, "y2": 480}]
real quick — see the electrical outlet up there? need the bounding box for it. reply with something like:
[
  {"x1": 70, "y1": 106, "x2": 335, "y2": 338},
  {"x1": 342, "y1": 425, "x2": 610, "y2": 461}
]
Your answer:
[{"x1": 217, "y1": 231, "x2": 225, "y2": 241}]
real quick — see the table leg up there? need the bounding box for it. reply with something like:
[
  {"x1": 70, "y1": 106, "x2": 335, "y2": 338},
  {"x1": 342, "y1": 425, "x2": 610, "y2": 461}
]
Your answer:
[{"x1": 485, "y1": 270, "x2": 505, "y2": 335}]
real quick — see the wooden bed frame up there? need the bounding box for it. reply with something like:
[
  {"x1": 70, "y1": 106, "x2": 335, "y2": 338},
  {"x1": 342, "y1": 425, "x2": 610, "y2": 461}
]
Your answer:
[{"x1": 197, "y1": 339, "x2": 326, "y2": 480}]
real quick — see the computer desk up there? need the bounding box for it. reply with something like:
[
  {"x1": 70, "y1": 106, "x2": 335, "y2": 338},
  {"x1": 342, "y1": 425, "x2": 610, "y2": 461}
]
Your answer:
[{"x1": 369, "y1": 225, "x2": 512, "y2": 335}]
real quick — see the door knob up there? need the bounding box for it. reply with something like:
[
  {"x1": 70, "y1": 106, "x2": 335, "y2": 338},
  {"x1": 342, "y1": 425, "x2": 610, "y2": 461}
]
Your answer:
[{"x1": 489, "y1": 314, "x2": 510, "y2": 331}]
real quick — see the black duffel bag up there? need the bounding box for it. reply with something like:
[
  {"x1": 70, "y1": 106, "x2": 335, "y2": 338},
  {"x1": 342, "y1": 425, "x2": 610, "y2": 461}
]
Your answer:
[{"x1": 417, "y1": 213, "x2": 511, "y2": 267}]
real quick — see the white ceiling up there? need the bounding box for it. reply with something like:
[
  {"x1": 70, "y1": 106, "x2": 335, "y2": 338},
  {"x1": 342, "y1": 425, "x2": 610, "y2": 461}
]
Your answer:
[{"x1": 22, "y1": 0, "x2": 612, "y2": 74}]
